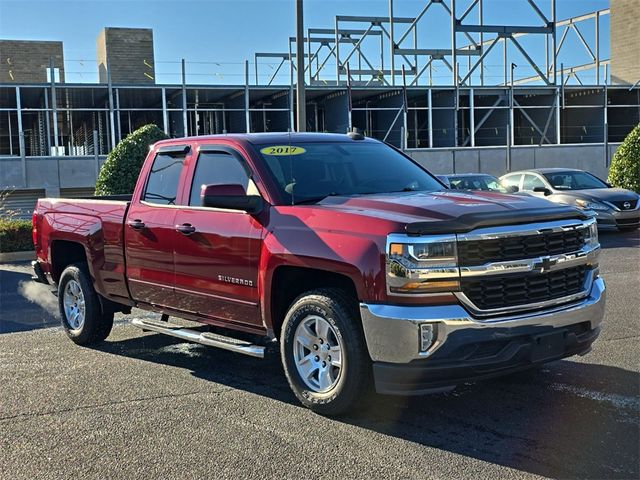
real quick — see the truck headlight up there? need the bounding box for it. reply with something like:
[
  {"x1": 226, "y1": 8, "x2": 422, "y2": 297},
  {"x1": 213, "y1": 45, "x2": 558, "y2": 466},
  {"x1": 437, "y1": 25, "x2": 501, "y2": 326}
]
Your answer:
[
  {"x1": 585, "y1": 218, "x2": 599, "y2": 249},
  {"x1": 386, "y1": 234, "x2": 460, "y2": 294},
  {"x1": 575, "y1": 199, "x2": 609, "y2": 211}
]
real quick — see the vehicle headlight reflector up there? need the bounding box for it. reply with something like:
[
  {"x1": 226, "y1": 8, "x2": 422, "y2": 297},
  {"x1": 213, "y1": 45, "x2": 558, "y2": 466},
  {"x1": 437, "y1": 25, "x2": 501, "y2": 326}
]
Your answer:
[
  {"x1": 386, "y1": 235, "x2": 460, "y2": 295},
  {"x1": 585, "y1": 218, "x2": 599, "y2": 249},
  {"x1": 575, "y1": 199, "x2": 609, "y2": 211}
]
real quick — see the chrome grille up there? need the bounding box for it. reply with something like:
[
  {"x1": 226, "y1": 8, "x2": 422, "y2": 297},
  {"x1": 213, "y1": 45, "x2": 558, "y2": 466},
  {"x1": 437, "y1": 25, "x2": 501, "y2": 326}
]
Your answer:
[
  {"x1": 460, "y1": 265, "x2": 588, "y2": 310},
  {"x1": 457, "y1": 228, "x2": 587, "y2": 266},
  {"x1": 455, "y1": 218, "x2": 597, "y2": 315}
]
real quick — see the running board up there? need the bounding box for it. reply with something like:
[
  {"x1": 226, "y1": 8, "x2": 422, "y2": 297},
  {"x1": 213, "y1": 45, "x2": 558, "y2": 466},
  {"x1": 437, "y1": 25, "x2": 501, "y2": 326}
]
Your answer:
[{"x1": 130, "y1": 318, "x2": 265, "y2": 359}]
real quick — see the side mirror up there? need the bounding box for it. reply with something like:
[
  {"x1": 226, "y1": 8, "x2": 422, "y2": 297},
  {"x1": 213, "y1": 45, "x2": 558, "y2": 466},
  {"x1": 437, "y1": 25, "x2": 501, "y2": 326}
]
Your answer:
[
  {"x1": 200, "y1": 184, "x2": 264, "y2": 214},
  {"x1": 533, "y1": 186, "x2": 552, "y2": 196},
  {"x1": 506, "y1": 185, "x2": 519, "y2": 193}
]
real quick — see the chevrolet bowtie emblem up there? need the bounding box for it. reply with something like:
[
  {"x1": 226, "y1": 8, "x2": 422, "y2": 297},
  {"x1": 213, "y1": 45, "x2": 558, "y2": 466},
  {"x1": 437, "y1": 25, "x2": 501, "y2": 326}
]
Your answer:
[{"x1": 534, "y1": 256, "x2": 557, "y2": 273}]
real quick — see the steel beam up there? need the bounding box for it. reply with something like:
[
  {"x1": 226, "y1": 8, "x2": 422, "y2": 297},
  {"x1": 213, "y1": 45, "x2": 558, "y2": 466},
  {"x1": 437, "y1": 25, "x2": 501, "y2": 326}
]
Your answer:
[
  {"x1": 389, "y1": 0, "x2": 395, "y2": 86},
  {"x1": 16, "y1": 86, "x2": 26, "y2": 183},
  {"x1": 456, "y1": 24, "x2": 552, "y2": 34},
  {"x1": 336, "y1": 15, "x2": 415, "y2": 23},
  {"x1": 513, "y1": 98, "x2": 551, "y2": 144},
  {"x1": 395, "y1": 48, "x2": 480, "y2": 57},
  {"x1": 462, "y1": 96, "x2": 503, "y2": 147}
]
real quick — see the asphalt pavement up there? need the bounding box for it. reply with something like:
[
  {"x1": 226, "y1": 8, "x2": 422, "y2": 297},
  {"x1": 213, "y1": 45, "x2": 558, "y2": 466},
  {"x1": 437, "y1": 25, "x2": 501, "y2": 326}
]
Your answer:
[{"x1": 0, "y1": 230, "x2": 638, "y2": 479}]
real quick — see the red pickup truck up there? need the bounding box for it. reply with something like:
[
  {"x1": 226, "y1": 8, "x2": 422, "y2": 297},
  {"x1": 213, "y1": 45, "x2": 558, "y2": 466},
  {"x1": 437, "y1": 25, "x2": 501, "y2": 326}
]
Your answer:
[{"x1": 32, "y1": 132, "x2": 605, "y2": 415}]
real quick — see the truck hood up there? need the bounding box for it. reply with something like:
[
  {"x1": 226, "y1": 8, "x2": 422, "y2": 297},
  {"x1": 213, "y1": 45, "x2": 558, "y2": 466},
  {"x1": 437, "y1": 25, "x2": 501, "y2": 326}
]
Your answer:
[{"x1": 312, "y1": 190, "x2": 561, "y2": 226}]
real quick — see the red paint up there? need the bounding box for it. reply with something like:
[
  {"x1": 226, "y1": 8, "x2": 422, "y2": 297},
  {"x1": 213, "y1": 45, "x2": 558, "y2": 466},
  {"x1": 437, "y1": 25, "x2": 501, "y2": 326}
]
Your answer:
[{"x1": 33, "y1": 133, "x2": 560, "y2": 337}]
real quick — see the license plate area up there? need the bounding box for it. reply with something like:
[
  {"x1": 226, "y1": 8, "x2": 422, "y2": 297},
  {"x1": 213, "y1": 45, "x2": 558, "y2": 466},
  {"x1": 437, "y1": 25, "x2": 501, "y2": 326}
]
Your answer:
[{"x1": 531, "y1": 331, "x2": 566, "y2": 362}]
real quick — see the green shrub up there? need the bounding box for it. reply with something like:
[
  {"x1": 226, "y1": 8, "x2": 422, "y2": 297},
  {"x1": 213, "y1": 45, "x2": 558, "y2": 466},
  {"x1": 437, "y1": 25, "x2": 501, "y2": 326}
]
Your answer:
[
  {"x1": 608, "y1": 123, "x2": 640, "y2": 193},
  {"x1": 0, "y1": 218, "x2": 33, "y2": 253},
  {"x1": 94, "y1": 124, "x2": 169, "y2": 195}
]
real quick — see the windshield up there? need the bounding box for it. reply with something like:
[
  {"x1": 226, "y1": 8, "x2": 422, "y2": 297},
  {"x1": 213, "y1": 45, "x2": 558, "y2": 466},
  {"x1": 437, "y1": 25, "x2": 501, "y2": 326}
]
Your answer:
[
  {"x1": 543, "y1": 171, "x2": 608, "y2": 190},
  {"x1": 448, "y1": 175, "x2": 507, "y2": 193},
  {"x1": 257, "y1": 142, "x2": 444, "y2": 204}
]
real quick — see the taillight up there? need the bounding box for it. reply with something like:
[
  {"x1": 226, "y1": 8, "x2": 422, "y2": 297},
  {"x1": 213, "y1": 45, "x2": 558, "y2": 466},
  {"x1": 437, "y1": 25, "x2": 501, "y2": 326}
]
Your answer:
[{"x1": 32, "y1": 210, "x2": 38, "y2": 248}]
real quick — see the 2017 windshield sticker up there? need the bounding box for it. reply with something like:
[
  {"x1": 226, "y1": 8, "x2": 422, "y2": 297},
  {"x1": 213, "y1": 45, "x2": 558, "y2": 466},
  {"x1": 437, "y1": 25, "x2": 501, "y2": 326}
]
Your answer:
[{"x1": 260, "y1": 145, "x2": 306, "y2": 156}]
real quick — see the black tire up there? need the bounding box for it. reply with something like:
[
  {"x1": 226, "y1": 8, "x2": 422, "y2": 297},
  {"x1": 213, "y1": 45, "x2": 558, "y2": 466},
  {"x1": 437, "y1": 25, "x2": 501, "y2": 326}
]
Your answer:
[
  {"x1": 280, "y1": 288, "x2": 371, "y2": 416},
  {"x1": 58, "y1": 263, "x2": 113, "y2": 345}
]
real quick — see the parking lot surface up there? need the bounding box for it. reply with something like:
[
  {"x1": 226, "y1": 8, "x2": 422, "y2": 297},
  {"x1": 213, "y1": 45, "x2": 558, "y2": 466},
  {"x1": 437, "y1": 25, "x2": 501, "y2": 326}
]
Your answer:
[{"x1": 0, "y1": 230, "x2": 638, "y2": 479}]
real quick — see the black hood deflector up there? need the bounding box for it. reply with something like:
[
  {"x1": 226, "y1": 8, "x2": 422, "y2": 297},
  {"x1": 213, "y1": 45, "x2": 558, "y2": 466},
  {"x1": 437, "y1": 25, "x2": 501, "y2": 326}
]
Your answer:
[{"x1": 405, "y1": 206, "x2": 590, "y2": 235}]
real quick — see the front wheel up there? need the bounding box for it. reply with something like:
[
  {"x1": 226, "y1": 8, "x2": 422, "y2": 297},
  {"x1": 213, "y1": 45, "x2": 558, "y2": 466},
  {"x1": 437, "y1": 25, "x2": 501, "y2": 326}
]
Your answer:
[
  {"x1": 58, "y1": 263, "x2": 113, "y2": 345},
  {"x1": 280, "y1": 288, "x2": 371, "y2": 415}
]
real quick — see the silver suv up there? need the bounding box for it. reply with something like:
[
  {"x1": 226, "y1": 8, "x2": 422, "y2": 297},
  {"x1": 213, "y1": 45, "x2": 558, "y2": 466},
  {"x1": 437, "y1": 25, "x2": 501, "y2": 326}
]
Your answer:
[{"x1": 500, "y1": 168, "x2": 640, "y2": 231}]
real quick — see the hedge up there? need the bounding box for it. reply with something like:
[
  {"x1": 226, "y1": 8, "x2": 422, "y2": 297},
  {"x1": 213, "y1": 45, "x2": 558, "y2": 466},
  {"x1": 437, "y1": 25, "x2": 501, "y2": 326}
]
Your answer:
[
  {"x1": 0, "y1": 218, "x2": 33, "y2": 253},
  {"x1": 608, "y1": 123, "x2": 640, "y2": 193},
  {"x1": 94, "y1": 124, "x2": 169, "y2": 195}
]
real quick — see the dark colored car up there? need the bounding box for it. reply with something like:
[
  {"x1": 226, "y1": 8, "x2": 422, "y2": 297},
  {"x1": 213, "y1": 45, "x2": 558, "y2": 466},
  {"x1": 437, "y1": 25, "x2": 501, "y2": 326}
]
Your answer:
[
  {"x1": 444, "y1": 173, "x2": 518, "y2": 193},
  {"x1": 32, "y1": 133, "x2": 605, "y2": 415},
  {"x1": 501, "y1": 168, "x2": 640, "y2": 231}
]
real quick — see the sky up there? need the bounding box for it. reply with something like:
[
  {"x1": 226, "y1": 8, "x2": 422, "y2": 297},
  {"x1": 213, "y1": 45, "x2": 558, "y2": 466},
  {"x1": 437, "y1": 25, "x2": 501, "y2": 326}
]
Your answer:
[{"x1": 0, "y1": 0, "x2": 610, "y2": 85}]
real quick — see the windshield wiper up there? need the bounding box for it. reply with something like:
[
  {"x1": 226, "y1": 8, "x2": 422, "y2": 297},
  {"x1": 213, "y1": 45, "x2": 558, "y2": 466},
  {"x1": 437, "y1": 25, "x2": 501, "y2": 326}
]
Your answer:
[{"x1": 293, "y1": 192, "x2": 340, "y2": 205}]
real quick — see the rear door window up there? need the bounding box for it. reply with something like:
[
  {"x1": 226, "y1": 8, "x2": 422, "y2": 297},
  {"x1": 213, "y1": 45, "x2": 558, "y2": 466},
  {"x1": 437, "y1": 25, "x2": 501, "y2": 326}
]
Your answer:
[{"x1": 143, "y1": 152, "x2": 187, "y2": 205}]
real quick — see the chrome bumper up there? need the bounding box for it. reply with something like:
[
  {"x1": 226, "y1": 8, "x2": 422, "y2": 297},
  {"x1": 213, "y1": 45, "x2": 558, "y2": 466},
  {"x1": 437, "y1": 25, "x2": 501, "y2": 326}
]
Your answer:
[{"x1": 359, "y1": 276, "x2": 605, "y2": 364}]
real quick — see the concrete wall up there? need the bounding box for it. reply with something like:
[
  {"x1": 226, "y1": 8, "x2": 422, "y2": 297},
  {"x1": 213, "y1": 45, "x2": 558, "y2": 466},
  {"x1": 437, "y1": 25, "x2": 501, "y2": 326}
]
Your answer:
[
  {"x1": 0, "y1": 40, "x2": 64, "y2": 83},
  {"x1": 405, "y1": 143, "x2": 621, "y2": 179},
  {"x1": 1, "y1": 156, "x2": 106, "y2": 195},
  {"x1": 97, "y1": 27, "x2": 155, "y2": 84},
  {"x1": 610, "y1": 0, "x2": 640, "y2": 85}
]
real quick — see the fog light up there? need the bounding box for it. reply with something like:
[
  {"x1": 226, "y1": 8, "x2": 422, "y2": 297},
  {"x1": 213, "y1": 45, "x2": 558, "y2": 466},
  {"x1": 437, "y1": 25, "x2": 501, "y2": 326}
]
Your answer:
[{"x1": 420, "y1": 324, "x2": 435, "y2": 352}]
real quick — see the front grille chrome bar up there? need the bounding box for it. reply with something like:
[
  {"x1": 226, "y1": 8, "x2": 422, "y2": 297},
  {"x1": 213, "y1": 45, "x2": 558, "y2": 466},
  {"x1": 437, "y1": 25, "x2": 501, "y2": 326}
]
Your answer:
[{"x1": 459, "y1": 243, "x2": 599, "y2": 277}]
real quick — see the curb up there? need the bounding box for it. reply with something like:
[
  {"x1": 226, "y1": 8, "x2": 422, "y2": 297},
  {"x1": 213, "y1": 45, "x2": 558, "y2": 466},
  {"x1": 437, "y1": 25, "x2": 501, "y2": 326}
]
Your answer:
[{"x1": 0, "y1": 251, "x2": 35, "y2": 262}]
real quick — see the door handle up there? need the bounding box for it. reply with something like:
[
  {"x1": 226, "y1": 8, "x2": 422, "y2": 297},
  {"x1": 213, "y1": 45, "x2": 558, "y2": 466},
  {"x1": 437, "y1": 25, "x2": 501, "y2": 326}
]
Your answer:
[
  {"x1": 127, "y1": 219, "x2": 146, "y2": 230},
  {"x1": 175, "y1": 223, "x2": 196, "y2": 235}
]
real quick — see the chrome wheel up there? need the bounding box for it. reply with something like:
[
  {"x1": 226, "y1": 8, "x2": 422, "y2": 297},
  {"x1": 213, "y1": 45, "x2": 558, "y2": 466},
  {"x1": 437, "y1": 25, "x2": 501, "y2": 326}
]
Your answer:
[
  {"x1": 293, "y1": 315, "x2": 344, "y2": 393},
  {"x1": 63, "y1": 279, "x2": 85, "y2": 330}
]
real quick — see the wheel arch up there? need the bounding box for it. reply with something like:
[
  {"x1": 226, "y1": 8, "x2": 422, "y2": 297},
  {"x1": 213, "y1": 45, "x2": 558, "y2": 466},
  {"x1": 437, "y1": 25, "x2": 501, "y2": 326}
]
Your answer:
[
  {"x1": 268, "y1": 265, "x2": 360, "y2": 339},
  {"x1": 50, "y1": 240, "x2": 90, "y2": 283}
]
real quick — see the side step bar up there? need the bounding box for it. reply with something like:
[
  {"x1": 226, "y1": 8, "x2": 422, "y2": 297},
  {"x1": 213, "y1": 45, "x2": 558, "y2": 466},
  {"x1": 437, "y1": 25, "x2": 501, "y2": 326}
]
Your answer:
[{"x1": 130, "y1": 318, "x2": 265, "y2": 359}]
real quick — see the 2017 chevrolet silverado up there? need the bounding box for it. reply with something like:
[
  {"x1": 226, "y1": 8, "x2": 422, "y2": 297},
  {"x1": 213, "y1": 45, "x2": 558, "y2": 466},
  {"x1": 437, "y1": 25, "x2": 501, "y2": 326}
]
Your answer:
[{"x1": 32, "y1": 133, "x2": 605, "y2": 415}]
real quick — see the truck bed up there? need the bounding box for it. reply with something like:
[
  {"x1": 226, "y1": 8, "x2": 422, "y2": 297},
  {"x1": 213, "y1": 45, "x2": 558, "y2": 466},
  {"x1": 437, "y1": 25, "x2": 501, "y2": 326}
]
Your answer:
[{"x1": 34, "y1": 196, "x2": 132, "y2": 303}]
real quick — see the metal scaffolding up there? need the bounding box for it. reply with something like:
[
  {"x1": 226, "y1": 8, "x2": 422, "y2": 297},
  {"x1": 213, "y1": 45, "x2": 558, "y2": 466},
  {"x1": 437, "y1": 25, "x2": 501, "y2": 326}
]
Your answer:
[{"x1": 254, "y1": 0, "x2": 611, "y2": 88}]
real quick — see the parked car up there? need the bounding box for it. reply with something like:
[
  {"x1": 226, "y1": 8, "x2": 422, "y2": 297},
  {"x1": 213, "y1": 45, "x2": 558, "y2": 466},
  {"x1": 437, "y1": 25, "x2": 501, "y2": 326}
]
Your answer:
[
  {"x1": 32, "y1": 133, "x2": 605, "y2": 415},
  {"x1": 444, "y1": 173, "x2": 519, "y2": 193},
  {"x1": 500, "y1": 168, "x2": 640, "y2": 231}
]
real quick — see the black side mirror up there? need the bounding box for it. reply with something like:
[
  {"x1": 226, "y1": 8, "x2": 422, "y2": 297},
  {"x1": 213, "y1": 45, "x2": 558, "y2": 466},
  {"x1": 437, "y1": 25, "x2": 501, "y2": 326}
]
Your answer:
[
  {"x1": 506, "y1": 185, "x2": 519, "y2": 193},
  {"x1": 533, "y1": 186, "x2": 552, "y2": 196},
  {"x1": 201, "y1": 184, "x2": 264, "y2": 214}
]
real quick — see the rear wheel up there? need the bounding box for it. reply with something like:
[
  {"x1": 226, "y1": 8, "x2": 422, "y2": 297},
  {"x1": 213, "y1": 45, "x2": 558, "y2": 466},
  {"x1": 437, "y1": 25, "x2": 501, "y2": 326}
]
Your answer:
[
  {"x1": 58, "y1": 263, "x2": 113, "y2": 345},
  {"x1": 280, "y1": 288, "x2": 370, "y2": 416}
]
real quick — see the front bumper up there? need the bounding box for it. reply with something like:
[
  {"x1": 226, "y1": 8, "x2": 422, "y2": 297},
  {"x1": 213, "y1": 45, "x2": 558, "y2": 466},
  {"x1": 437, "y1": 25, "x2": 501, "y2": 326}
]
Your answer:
[
  {"x1": 360, "y1": 276, "x2": 605, "y2": 395},
  {"x1": 591, "y1": 209, "x2": 640, "y2": 229}
]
